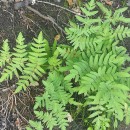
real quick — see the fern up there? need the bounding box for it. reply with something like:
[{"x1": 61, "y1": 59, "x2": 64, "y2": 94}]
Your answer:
[
  {"x1": 28, "y1": 71, "x2": 74, "y2": 130},
  {"x1": 0, "y1": 31, "x2": 62, "y2": 93},
  {"x1": 63, "y1": 0, "x2": 130, "y2": 129},
  {"x1": 48, "y1": 49, "x2": 62, "y2": 71},
  {"x1": 0, "y1": 39, "x2": 11, "y2": 67},
  {"x1": 0, "y1": 32, "x2": 68, "y2": 130},
  {"x1": 57, "y1": 46, "x2": 81, "y2": 60},
  {"x1": 15, "y1": 32, "x2": 47, "y2": 92},
  {"x1": 27, "y1": 71, "x2": 81, "y2": 130},
  {"x1": 26, "y1": 120, "x2": 43, "y2": 130},
  {"x1": 65, "y1": 2, "x2": 130, "y2": 53},
  {"x1": 1, "y1": 0, "x2": 130, "y2": 130},
  {"x1": 114, "y1": 25, "x2": 130, "y2": 40},
  {"x1": 0, "y1": 32, "x2": 28, "y2": 82},
  {"x1": 64, "y1": 60, "x2": 91, "y2": 82}
]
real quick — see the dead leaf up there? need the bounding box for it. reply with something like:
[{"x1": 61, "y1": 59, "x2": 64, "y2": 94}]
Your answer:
[
  {"x1": 54, "y1": 34, "x2": 60, "y2": 41},
  {"x1": 67, "y1": 0, "x2": 73, "y2": 6},
  {"x1": 29, "y1": 81, "x2": 39, "y2": 87},
  {"x1": 67, "y1": 113, "x2": 73, "y2": 122},
  {"x1": 15, "y1": 118, "x2": 21, "y2": 130},
  {"x1": 105, "y1": 0, "x2": 113, "y2": 6}
]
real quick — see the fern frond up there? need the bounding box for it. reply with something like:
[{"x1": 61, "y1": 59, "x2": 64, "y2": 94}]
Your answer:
[
  {"x1": 0, "y1": 32, "x2": 28, "y2": 82},
  {"x1": 78, "y1": 66, "x2": 117, "y2": 95},
  {"x1": 112, "y1": 7, "x2": 130, "y2": 24},
  {"x1": 65, "y1": 60, "x2": 91, "y2": 82},
  {"x1": 48, "y1": 49, "x2": 62, "y2": 71},
  {"x1": 44, "y1": 39, "x2": 57, "y2": 58},
  {"x1": 85, "y1": 0, "x2": 96, "y2": 11},
  {"x1": 85, "y1": 81, "x2": 129, "y2": 129},
  {"x1": 33, "y1": 71, "x2": 71, "y2": 130},
  {"x1": 15, "y1": 32, "x2": 47, "y2": 93},
  {"x1": 43, "y1": 71, "x2": 72, "y2": 105},
  {"x1": 57, "y1": 46, "x2": 81, "y2": 60},
  {"x1": 97, "y1": 2, "x2": 112, "y2": 18},
  {"x1": 125, "y1": 105, "x2": 130, "y2": 125},
  {"x1": 65, "y1": 23, "x2": 101, "y2": 51},
  {"x1": 75, "y1": 16, "x2": 101, "y2": 25},
  {"x1": 43, "y1": 111, "x2": 58, "y2": 130},
  {"x1": 93, "y1": 115, "x2": 110, "y2": 130},
  {"x1": 64, "y1": 0, "x2": 130, "y2": 129},
  {"x1": 0, "y1": 39, "x2": 11, "y2": 67},
  {"x1": 26, "y1": 120, "x2": 43, "y2": 130},
  {"x1": 114, "y1": 25, "x2": 130, "y2": 40},
  {"x1": 44, "y1": 39, "x2": 51, "y2": 57}
]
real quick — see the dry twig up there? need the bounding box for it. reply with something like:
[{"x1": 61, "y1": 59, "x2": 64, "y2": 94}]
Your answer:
[
  {"x1": 37, "y1": 1, "x2": 86, "y2": 17},
  {"x1": 15, "y1": 107, "x2": 29, "y2": 124},
  {"x1": 26, "y1": 6, "x2": 65, "y2": 34}
]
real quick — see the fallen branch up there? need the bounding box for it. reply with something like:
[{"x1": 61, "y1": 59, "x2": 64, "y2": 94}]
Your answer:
[
  {"x1": 26, "y1": 6, "x2": 65, "y2": 34},
  {"x1": 37, "y1": 1, "x2": 86, "y2": 18}
]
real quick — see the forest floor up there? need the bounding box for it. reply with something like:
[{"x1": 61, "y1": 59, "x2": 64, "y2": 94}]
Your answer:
[{"x1": 0, "y1": 0, "x2": 130, "y2": 130}]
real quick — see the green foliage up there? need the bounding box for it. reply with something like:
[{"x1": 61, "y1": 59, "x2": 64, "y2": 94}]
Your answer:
[
  {"x1": 1, "y1": 0, "x2": 130, "y2": 130},
  {"x1": 0, "y1": 32, "x2": 71, "y2": 130},
  {"x1": 0, "y1": 39, "x2": 11, "y2": 67},
  {"x1": 27, "y1": 71, "x2": 74, "y2": 130},
  {"x1": 16, "y1": 32, "x2": 47, "y2": 92},
  {"x1": 0, "y1": 33, "x2": 28, "y2": 82},
  {"x1": 26, "y1": 120, "x2": 43, "y2": 130},
  {"x1": 63, "y1": 0, "x2": 130, "y2": 129},
  {"x1": 0, "y1": 32, "x2": 61, "y2": 93}
]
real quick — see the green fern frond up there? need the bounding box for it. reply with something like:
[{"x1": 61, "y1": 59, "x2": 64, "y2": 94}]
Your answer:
[
  {"x1": 114, "y1": 25, "x2": 130, "y2": 40},
  {"x1": 66, "y1": 1, "x2": 130, "y2": 53},
  {"x1": 48, "y1": 49, "x2": 62, "y2": 71},
  {"x1": 93, "y1": 115, "x2": 110, "y2": 130},
  {"x1": 0, "y1": 32, "x2": 28, "y2": 82},
  {"x1": 75, "y1": 16, "x2": 101, "y2": 25},
  {"x1": 43, "y1": 111, "x2": 58, "y2": 130},
  {"x1": 44, "y1": 39, "x2": 51, "y2": 57},
  {"x1": 52, "y1": 40, "x2": 57, "y2": 55},
  {"x1": 85, "y1": 0, "x2": 96, "y2": 11},
  {"x1": 78, "y1": 66, "x2": 117, "y2": 95},
  {"x1": 43, "y1": 101, "x2": 68, "y2": 130},
  {"x1": 112, "y1": 7, "x2": 130, "y2": 24},
  {"x1": 26, "y1": 120, "x2": 43, "y2": 130},
  {"x1": 57, "y1": 46, "x2": 81, "y2": 60},
  {"x1": 85, "y1": 81, "x2": 129, "y2": 129},
  {"x1": 64, "y1": 60, "x2": 91, "y2": 82},
  {"x1": 43, "y1": 71, "x2": 72, "y2": 105},
  {"x1": 0, "y1": 39, "x2": 11, "y2": 67},
  {"x1": 125, "y1": 105, "x2": 130, "y2": 125},
  {"x1": 44, "y1": 39, "x2": 58, "y2": 58},
  {"x1": 89, "y1": 51, "x2": 126, "y2": 70},
  {"x1": 44, "y1": 40, "x2": 62, "y2": 71},
  {"x1": 15, "y1": 32, "x2": 47, "y2": 93},
  {"x1": 32, "y1": 71, "x2": 71, "y2": 130},
  {"x1": 97, "y1": 2, "x2": 112, "y2": 18},
  {"x1": 0, "y1": 1, "x2": 130, "y2": 130},
  {"x1": 65, "y1": 22, "x2": 101, "y2": 51}
]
